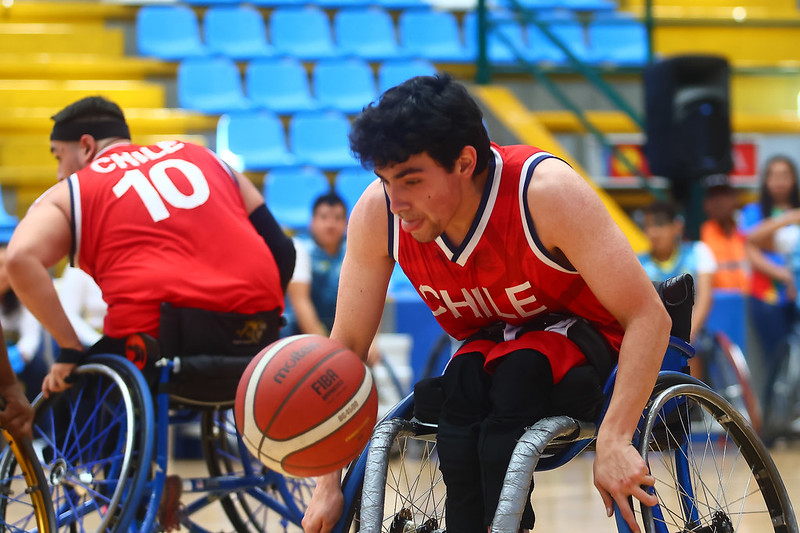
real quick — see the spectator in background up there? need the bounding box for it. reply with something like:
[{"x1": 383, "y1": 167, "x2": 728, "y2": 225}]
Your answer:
[
  {"x1": 284, "y1": 193, "x2": 347, "y2": 338},
  {"x1": 745, "y1": 205, "x2": 800, "y2": 409},
  {"x1": 701, "y1": 174, "x2": 749, "y2": 293},
  {"x1": 741, "y1": 156, "x2": 800, "y2": 366},
  {"x1": 284, "y1": 192, "x2": 380, "y2": 365},
  {"x1": 638, "y1": 201, "x2": 716, "y2": 378}
]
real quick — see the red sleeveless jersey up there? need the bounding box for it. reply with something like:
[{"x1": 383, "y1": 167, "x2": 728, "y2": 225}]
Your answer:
[
  {"x1": 68, "y1": 141, "x2": 283, "y2": 338},
  {"x1": 390, "y1": 144, "x2": 624, "y2": 353}
]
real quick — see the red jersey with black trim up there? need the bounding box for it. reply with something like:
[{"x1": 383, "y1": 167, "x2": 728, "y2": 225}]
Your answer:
[
  {"x1": 389, "y1": 143, "x2": 624, "y2": 353},
  {"x1": 68, "y1": 141, "x2": 283, "y2": 338}
]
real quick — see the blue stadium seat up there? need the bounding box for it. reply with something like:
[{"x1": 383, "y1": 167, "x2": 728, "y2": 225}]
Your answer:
[
  {"x1": 493, "y1": 0, "x2": 559, "y2": 9},
  {"x1": 216, "y1": 112, "x2": 296, "y2": 172},
  {"x1": 136, "y1": 5, "x2": 206, "y2": 60},
  {"x1": 335, "y1": 167, "x2": 376, "y2": 212},
  {"x1": 314, "y1": 0, "x2": 372, "y2": 9},
  {"x1": 313, "y1": 58, "x2": 377, "y2": 114},
  {"x1": 177, "y1": 57, "x2": 251, "y2": 114},
  {"x1": 397, "y1": 10, "x2": 470, "y2": 63},
  {"x1": 525, "y1": 20, "x2": 589, "y2": 64},
  {"x1": 183, "y1": 0, "x2": 240, "y2": 5},
  {"x1": 560, "y1": 0, "x2": 616, "y2": 11},
  {"x1": 203, "y1": 5, "x2": 273, "y2": 60},
  {"x1": 334, "y1": 7, "x2": 404, "y2": 61},
  {"x1": 463, "y1": 12, "x2": 526, "y2": 64},
  {"x1": 588, "y1": 18, "x2": 648, "y2": 66},
  {"x1": 373, "y1": 0, "x2": 428, "y2": 10},
  {"x1": 290, "y1": 111, "x2": 360, "y2": 170},
  {"x1": 378, "y1": 59, "x2": 437, "y2": 93},
  {"x1": 264, "y1": 166, "x2": 332, "y2": 230},
  {"x1": 246, "y1": 57, "x2": 319, "y2": 113},
  {"x1": 270, "y1": 6, "x2": 340, "y2": 60}
]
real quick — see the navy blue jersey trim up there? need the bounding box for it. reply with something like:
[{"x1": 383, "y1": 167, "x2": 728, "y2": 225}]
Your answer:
[
  {"x1": 385, "y1": 189, "x2": 395, "y2": 260},
  {"x1": 521, "y1": 154, "x2": 568, "y2": 267},
  {"x1": 441, "y1": 156, "x2": 497, "y2": 262},
  {"x1": 67, "y1": 179, "x2": 77, "y2": 267}
]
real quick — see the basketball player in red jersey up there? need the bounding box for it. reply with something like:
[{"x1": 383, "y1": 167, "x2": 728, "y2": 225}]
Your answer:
[
  {"x1": 5, "y1": 96, "x2": 295, "y2": 397},
  {"x1": 302, "y1": 74, "x2": 671, "y2": 533}
]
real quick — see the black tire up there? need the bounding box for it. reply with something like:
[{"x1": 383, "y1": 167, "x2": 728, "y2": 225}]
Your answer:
[
  {"x1": 638, "y1": 383, "x2": 797, "y2": 533},
  {"x1": 201, "y1": 408, "x2": 315, "y2": 532},
  {"x1": 0, "y1": 434, "x2": 56, "y2": 533}
]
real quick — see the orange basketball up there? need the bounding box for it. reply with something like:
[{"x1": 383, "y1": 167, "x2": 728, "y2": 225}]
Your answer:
[{"x1": 234, "y1": 334, "x2": 378, "y2": 478}]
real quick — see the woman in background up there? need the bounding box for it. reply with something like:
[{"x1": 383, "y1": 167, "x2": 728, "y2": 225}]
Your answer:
[{"x1": 741, "y1": 155, "x2": 800, "y2": 381}]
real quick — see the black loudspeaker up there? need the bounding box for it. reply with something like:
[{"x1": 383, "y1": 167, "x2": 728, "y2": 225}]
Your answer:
[{"x1": 644, "y1": 55, "x2": 733, "y2": 182}]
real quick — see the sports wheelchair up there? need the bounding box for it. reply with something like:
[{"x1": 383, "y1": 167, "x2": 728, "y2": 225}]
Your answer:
[
  {"x1": 1, "y1": 275, "x2": 797, "y2": 533},
  {"x1": 0, "y1": 323, "x2": 316, "y2": 533},
  {"x1": 338, "y1": 274, "x2": 797, "y2": 533}
]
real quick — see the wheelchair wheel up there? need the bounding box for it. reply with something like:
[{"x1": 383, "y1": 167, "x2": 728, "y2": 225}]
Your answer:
[
  {"x1": 701, "y1": 331, "x2": 762, "y2": 435},
  {"x1": 351, "y1": 412, "x2": 445, "y2": 533},
  {"x1": 638, "y1": 383, "x2": 797, "y2": 533},
  {"x1": 0, "y1": 433, "x2": 56, "y2": 533},
  {"x1": 763, "y1": 338, "x2": 800, "y2": 444},
  {"x1": 201, "y1": 408, "x2": 315, "y2": 532},
  {"x1": 22, "y1": 355, "x2": 154, "y2": 533}
]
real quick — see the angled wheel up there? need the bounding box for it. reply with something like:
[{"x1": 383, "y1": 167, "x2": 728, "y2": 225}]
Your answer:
[
  {"x1": 699, "y1": 331, "x2": 762, "y2": 435},
  {"x1": 764, "y1": 338, "x2": 800, "y2": 444},
  {"x1": 25, "y1": 355, "x2": 154, "y2": 533},
  {"x1": 349, "y1": 393, "x2": 446, "y2": 533},
  {"x1": 201, "y1": 408, "x2": 315, "y2": 532},
  {"x1": 0, "y1": 433, "x2": 56, "y2": 533},
  {"x1": 638, "y1": 383, "x2": 797, "y2": 533}
]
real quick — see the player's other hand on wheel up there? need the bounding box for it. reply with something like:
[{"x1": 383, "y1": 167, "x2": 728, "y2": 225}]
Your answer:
[{"x1": 42, "y1": 362, "x2": 77, "y2": 398}]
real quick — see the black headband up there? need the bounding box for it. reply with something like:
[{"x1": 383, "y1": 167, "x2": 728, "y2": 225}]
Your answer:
[{"x1": 50, "y1": 119, "x2": 130, "y2": 142}]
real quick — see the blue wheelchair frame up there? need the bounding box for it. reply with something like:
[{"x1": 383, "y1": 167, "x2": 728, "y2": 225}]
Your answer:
[{"x1": 129, "y1": 360, "x2": 309, "y2": 533}]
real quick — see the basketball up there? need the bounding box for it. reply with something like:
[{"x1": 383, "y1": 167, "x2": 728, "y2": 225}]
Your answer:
[{"x1": 234, "y1": 334, "x2": 378, "y2": 478}]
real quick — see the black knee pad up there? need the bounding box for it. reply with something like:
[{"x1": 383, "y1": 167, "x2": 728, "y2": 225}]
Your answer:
[
  {"x1": 440, "y1": 352, "x2": 490, "y2": 425},
  {"x1": 489, "y1": 349, "x2": 554, "y2": 420}
]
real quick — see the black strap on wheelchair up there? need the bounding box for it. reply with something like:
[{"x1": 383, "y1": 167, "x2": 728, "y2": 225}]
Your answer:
[{"x1": 653, "y1": 273, "x2": 695, "y2": 343}]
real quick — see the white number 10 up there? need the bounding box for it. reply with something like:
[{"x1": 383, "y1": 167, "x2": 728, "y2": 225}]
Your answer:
[{"x1": 112, "y1": 159, "x2": 210, "y2": 222}]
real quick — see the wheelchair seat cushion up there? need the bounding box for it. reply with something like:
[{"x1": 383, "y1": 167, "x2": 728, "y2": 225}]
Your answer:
[{"x1": 158, "y1": 302, "x2": 282, "y2": 358}]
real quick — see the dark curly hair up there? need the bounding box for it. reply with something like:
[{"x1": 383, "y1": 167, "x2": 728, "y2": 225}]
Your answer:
[{"x1": 349, "y1": 73, "x2": 491, "y2": 175}]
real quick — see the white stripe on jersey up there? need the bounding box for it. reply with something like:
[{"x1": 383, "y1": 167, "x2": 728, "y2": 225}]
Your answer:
[
  {"x1": 434, "y1": 146, "x2": 503, "y2": 266},
  {"x1": 68, "y1": 173, "x2": 82, "y2": 269}
]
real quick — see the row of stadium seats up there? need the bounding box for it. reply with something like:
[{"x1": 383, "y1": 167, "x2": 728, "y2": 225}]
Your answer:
[
  {"x1": 138, "y1": 4, "x2": 646, "y2": 66},
  {"x1": 178, "y1": 56, "x2": 434, "y2": 114},
  {"x1": 177, "y1": 0, "x2": 616, "y2": 8},
  {"x1": 263, "y1": 165, "x2": 375, "y2": 229},
  {"x1": 216, "y1": 110, "x2": 359, "y2": 172}
]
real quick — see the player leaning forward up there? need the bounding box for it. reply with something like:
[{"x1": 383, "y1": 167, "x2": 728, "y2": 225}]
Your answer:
[
  {"x1": 302, "y1": 74, "x2": 671, "y2": 533},
  {"x1": 5, "y1": 96, "x2": 294, "y2": 397}
]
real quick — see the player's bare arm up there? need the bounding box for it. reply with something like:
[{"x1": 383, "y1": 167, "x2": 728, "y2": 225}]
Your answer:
[
  {"x1": 329, "y1": 179, "x2": 394, "y2": 359},
  {"x1": 6, "y1": 182, "x2": 85, "y2": 397},
  {"x1": 303, "y1": 179, "x2": 394, "y2": 533},
  {"x1": 527, "y1": 158, "x2": 670, "y2": 533}
]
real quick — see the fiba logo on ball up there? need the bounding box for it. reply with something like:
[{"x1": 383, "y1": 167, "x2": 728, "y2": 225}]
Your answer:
[{"x1": 235, "y1": 334, "x2": 379, "y2": 478}]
